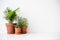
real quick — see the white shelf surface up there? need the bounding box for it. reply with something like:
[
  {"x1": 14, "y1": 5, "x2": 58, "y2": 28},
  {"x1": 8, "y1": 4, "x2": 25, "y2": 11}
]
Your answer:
[{"x1": 0, "y1": 33, "x2": 60, "y2": 40}]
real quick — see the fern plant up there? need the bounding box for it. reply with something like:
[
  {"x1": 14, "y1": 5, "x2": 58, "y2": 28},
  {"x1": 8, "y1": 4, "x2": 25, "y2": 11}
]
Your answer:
[
  {"x1": 4, "y1": 8, "x2": 19, "y2": 23},
  {"x1": 15, "y1": 17, "x2": 28, "y2": 28},
  {"x1": 15, "y1": 17, "x2": 23, "y2": 28},
  {"x1": 21, "y1": 18, "x2": 28, "y2": 26}
]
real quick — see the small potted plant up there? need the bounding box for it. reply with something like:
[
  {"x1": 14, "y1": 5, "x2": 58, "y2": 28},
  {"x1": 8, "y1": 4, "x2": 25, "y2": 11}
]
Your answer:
[
  {"x1": 4, "y1": 8, "x2": 19, "y2": 34},
  {"x1": 21, "y1": 18, "x2": 28, "y2": 34},
  {"x1": 15, "y1": 17, "x2": 22, "y2": 34}
]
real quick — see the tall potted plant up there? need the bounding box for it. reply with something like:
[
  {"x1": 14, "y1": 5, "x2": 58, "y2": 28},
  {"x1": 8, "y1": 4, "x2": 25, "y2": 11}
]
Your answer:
[
  {"x1": 21, "y1": 18, "x2": 28, "y2": 34},
  {"x1": 15, "y1": 17, "x2": 22, "y2": 34},
  {"x1": 4, "y1": 8, "x2": 19, "y2": 34}
]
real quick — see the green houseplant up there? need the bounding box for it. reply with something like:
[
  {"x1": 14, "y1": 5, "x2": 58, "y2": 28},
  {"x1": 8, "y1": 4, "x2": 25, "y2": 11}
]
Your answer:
[
  {"x1": 15, "y1": 17, "x2": 22, "y2": 34},
  {"x1": 4, "y1": 7, "x2": 19, "y2": 34},
  {"x1": 21, "y1": 18, "x2": 28, "y2": 34}
]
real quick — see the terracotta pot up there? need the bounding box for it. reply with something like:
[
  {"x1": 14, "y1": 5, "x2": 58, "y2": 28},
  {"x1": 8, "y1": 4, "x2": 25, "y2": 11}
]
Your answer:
[
  {"x1": 15, "y1": 28, "x2": 21, "y2": 34},
  {"x1": 6, "y1": 23, "x2": 15, "y2": 34},
  {"x1": 21, "y1": 26, "x2": 27, "y2": 34}
]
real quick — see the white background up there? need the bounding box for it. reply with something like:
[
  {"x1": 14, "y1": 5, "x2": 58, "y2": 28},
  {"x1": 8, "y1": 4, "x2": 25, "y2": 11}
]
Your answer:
[{"x1": 0, "y1": 0, "x2": 60, "y2": 34}]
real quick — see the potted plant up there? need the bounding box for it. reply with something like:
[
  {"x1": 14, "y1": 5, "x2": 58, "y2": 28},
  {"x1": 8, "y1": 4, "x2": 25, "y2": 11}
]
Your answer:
[
  {"x1": 4, "y1": 8, "x2": 19, "y2": 34},
  {"x1": 15, "y1": 17, "x2": 22, "y2": 34},
  {"x1": 21, "y1": 18, "x2": 28, "y2": 34}
]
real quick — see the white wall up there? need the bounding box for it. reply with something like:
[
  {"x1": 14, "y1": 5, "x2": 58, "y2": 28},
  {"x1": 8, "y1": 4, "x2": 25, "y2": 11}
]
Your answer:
[{"x1": 0, "y1": 0, "x2": 60, "y2": 33}]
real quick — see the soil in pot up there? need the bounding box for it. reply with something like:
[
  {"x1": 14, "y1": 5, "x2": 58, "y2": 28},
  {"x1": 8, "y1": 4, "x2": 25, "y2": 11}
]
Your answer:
[
  {"x1": 21, "y1": 25, "x2": 27, "y2": 34},
  {"x1": 6, "y1": 23, "x2": 15, "y2": 34},
  {"x1": 15, "y1": 28, "x2": 21, "y2": 34},
  {"x1": 13, "y1": 23, "x2": 16, "y2": 25}
]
